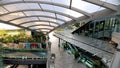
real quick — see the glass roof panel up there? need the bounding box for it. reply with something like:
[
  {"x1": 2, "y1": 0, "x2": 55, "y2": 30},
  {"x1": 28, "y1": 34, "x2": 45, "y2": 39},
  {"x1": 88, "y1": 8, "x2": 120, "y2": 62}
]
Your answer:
[
  {"x1": 25, "y1": 3, "x2": 41, "y2": 9},
  {"x1": 43, "y1": 32, "x2": 47, "y2": 34},
  {"x1": 0, "y1": 12, "x2": 25, "y2": 21},
  {"x1": 72, "y1": 0, "x2": 105, "y2": 13},
  {"x1": 0, "y1": 7, "x2": 8, "y2": 14},
  {"x1": 4, "y1": 3, "x2": 41, "y2": 12},
  {"x1": 52, "y1": 0, "x2": 70, "y2": 6},
  {"x1": 38, "y1": 17, "x2": 64, "y2": 24},
  {"x1": 40, "y1": 4, "x2": 54, "y2": 10},
  {"x1": 56, "y1": 14, "x2": 72, "y2": 21},
  {"x1": 55, "y1": 20, "x2": 64, "y2": 24},
  {"x1": 50, "y1": 23, "x2": 58, "y2": 26},
  {"x1": 0, "y1": 0, "x2": 21, "y2": 4},
  {"x1": 24, "y1": 0, "x2": 51, "y2": 2},
  {"x1": 24, "y1": 11, "x2": 55, "y2": 17},
  {"x1": 0, "y1": 15, "x2": 16, "y2": 21},
  {"x1": 101, "y1": 0, "x2": 120, "y2": 5},
  {"x1": 22, "y1": 22, "x2": 50, "y2": 27},
  {"x1": 9, "y1": 12, "x2": 25, "y2": 16},
  {"x1": 41, "y1": 29, "x2": 50, "y2": 32},
  {"x1": 41, "y1": 4, "x2": 83, "y2": 17},
  {"x1": 30, "y1": 25, "x2": 53, "y2": 28},
  {"x1": 39, "y1": 17, "x2": 54, "y2": 21},
  {"x1": 10, "y1": 17, "x2": 38, "y2": 24},
  {"x1": 0, "y1": 0, "x2": 118, "y2": 32}
]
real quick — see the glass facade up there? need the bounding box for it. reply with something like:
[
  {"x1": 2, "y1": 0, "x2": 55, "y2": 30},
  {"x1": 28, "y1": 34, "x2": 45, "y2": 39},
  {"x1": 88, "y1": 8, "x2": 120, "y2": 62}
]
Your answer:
[{"x1": 73, "y1": 18, "x2": 120, "y2": 39}]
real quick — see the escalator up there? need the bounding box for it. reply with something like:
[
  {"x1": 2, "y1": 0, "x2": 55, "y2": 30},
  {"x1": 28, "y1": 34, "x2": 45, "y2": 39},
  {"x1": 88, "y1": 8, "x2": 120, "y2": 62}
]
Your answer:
[
  {"x1": 76, "y1": 47, "x2": 107, "y2": 68},
  {"x1": 61, "y1": 41, "x2": 107, "y2": 68},
  {"x1": 62, "y1": 42, "x2": 80, "y2": 59}
]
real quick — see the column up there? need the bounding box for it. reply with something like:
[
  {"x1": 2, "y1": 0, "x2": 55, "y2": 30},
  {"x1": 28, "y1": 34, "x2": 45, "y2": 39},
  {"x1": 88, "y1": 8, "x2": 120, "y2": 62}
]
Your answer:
[
  {"x1": 88, "y1": 23, "x2": 90, "y2": 37},
  {"x1": 58, "y1": 38, "x2": 60, "y2": 48},
  {"x1": 92, "y1": 21, "x2": 96, "y2": 38},
  {"x1": 110, "y1": 43, "x2": 120, "y2": 68},
  {"x1": 108, "y1": 19, "x2": 111, "y2": 37},
  {"x1": 97, "y1": 21, "x2": 100, "y2": 38},
  {"x1": 102, "y1": 20, "x2": 105, "y2": 37}
]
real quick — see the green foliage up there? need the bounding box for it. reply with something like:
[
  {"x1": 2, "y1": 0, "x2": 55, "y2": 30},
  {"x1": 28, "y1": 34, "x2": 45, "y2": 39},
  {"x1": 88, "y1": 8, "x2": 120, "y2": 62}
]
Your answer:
[
  {"x1": 67, "y1": 25, "x2": 73, "y2": 29},
  {"x1": 32, "y1": 31, "x2": 46, "y2": 43},
  {"x1": 62, "y1": 42, "x2": 67, "y2": 49},
  {"x1": 71, "y1": 48, "x2": 80, "y2": 59},
  {"x1": 0, "y1": 31, "x2": 34, "y2": 43},
  {"x1": 73, "y1": 23, "x2": 80, "y2": 28},
  {"x1": 0, "y1": 30, "x2": 8, "y2": 36},
  {"x1": 0, "y1": 30, "x2": 46, "y2": 43},
  {"x1": 55, "y1": 28, "x2": 63, "y2": 32}
]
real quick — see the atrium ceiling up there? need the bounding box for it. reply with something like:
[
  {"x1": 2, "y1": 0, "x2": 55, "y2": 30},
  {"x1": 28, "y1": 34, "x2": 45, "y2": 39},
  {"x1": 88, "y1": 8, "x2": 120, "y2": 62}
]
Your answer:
[{"x1": 0, "y1": 0, "x2": 119, "y2": 34}]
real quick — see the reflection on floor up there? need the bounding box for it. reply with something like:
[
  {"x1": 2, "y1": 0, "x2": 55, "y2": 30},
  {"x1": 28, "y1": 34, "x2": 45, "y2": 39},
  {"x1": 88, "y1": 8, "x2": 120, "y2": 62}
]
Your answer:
[{"x1": 50, "y1": 32, "x2": 87, "y2": 68}]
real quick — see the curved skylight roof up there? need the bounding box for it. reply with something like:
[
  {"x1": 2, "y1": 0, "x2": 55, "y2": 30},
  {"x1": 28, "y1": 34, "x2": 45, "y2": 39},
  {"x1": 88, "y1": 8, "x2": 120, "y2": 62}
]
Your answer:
[{"x1": 0, "y1": 0, "x2": 119, "y2": 34}]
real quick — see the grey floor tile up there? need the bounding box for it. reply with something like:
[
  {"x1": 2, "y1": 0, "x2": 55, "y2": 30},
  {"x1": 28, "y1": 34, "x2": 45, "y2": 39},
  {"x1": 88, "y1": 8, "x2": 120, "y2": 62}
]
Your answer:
[{"x1": 49, "y1": 32, "x2": 87, "y2": 68}]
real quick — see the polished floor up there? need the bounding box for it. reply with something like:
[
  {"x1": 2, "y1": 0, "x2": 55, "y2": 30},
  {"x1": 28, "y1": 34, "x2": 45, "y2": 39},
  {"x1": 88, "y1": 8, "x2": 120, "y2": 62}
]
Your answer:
[{"x1": 49, "y1": 32, "x2": 87, "y2": 68}]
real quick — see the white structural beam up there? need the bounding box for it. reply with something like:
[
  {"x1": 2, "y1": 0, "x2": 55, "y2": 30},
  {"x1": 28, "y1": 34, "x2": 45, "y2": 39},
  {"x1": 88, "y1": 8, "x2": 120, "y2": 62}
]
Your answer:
[
  {"x1": 83, "y1": 0, "x2": 119, "y2": 11},
  {"x1": 0, "y1": 9, "x2": 76, "y2": 19},
  {"x1": 27, "y1": 24, "x2": 55, "y2": 28},
  {"x1": 33, "y1": 28, "x2": 53, "y2": 30},
  {"x1": 19, "y1": 20, "x2": 60, "y2": 25},
  {"x1": 8, "y1": 15, "x2": 66, "y2": 22},
  {"x1": 0, "y1": 1, "x2": 91, "y2": 17}
]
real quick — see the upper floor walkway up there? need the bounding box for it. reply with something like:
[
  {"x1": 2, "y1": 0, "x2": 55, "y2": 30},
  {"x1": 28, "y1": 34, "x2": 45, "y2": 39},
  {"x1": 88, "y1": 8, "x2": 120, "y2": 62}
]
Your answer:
[{"x1": 54, "y1": 30, "x2": 116, "y2": 67}]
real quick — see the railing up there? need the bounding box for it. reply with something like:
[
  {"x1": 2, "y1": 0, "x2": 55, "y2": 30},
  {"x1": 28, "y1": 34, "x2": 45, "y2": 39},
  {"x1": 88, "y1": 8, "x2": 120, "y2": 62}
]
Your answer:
[
  {"x1": 3, "y1": 58, "x2": 47, "y2": 64},
  {"x1": 54, "y1": 31, "x2": 115, "y2": 67},
  {"x1": 55, "y1": 31, "x2": 115, "y2": 54}
]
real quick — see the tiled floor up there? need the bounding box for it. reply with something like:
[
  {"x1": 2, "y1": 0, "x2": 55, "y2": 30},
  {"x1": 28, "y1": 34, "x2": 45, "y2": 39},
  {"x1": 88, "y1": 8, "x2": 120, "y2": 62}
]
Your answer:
[{"x1": 49, "y1": 32, "x2": 87, "y2": 68}]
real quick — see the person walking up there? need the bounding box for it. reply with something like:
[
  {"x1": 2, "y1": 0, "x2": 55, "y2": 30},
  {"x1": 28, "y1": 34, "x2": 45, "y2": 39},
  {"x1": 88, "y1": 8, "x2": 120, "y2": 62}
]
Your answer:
[{"x1": 48, "y1": 40, "x2": 52, "y2": 51}]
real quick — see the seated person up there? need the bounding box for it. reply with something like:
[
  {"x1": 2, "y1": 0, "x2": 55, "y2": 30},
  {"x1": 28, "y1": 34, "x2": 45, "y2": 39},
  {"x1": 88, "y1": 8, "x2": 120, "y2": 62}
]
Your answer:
[{"x1": 41, "y1": 42, "x2": 46, "y2": 49}]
